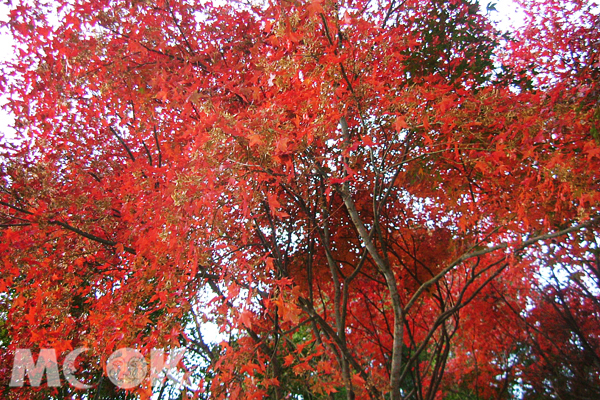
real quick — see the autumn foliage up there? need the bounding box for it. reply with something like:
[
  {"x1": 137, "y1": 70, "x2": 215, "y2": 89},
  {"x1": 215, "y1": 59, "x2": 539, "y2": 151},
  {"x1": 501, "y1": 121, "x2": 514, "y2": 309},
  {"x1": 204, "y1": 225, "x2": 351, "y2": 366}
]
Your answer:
[{"x1": 0, "y1": 0, "x2": 599, "y2": 399}]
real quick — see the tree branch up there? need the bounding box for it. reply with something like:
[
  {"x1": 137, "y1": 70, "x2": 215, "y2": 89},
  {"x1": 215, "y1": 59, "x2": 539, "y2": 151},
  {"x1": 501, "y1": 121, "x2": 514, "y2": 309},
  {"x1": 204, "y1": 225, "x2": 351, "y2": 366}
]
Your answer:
[
  {"x1": 405, "y1": 216, "x2": 600, "y2": 313},
  {"x1": 49, "y1": 219, "x2": 136, "y2": 255},
  {"x1": 109, "y1": 126, "x2": 136, "y2": 162}
]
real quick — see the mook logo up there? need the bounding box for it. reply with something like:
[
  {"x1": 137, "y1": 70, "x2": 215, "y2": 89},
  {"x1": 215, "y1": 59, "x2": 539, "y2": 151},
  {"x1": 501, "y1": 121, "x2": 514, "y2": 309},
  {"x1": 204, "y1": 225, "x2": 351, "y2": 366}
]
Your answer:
[{"x1": 9, "y1": 347, "x2": 186, "y2": 389}]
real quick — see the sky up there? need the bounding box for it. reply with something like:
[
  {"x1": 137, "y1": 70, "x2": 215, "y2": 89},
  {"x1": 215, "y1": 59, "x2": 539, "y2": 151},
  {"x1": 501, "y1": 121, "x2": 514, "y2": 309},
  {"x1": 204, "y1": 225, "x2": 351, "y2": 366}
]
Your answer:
[{"x1": 0, "y1": 2, "x2": 12, "y2": 59}]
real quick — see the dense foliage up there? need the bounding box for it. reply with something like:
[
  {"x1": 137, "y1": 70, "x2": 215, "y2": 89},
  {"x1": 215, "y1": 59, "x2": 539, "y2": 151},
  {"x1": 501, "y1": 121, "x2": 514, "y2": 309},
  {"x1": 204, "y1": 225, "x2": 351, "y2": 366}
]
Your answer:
[{"x1": 1, "y1": 0, "x2": 599, "y2": 399}]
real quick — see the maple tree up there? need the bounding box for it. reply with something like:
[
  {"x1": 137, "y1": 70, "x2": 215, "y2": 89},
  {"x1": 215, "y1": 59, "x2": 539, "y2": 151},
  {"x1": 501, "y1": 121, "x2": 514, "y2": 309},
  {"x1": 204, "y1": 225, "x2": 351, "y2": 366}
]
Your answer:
[{"x1": 0, "y1": 0, "x2": 599, "y2": 399}]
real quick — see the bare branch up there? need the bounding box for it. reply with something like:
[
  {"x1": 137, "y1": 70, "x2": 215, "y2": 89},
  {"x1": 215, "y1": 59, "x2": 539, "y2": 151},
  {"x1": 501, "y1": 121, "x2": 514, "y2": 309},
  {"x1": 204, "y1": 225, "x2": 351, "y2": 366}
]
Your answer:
[
  {"x1": 49, "y1": 219, "x2": 136, "y2": 254},
  {"x1": 109, "y1": 126, "x2": 136, "y2": 162}
]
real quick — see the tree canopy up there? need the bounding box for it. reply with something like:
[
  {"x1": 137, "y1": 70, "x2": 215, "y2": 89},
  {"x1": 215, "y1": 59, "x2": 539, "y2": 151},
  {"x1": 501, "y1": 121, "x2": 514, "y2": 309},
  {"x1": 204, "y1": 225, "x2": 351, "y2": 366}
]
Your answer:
[{"x1": 1, "y1": 0, "x2": 599, "y2": 399}]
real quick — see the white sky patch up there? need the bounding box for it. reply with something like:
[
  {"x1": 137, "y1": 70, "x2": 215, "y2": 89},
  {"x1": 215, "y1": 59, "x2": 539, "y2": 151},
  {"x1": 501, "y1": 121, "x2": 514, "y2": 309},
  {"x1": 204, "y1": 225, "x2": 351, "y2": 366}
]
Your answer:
[
  {"x1": 0, "y1": 4, "x2": 13, "y2": 60},
  {"x1": 483, "y1": 0, "x2": 527, "y2": 31}
]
